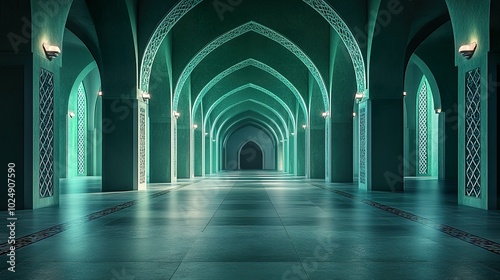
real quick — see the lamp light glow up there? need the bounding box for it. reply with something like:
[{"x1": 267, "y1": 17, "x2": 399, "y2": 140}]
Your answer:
[
  {"x1": 302, "y1": 125, "x2": 307, "y2": 129},
  {"x1": 193, "y1": 124, "x2": 198, "y2": 129},
  {"x1": 354, "y1": 92, "x2": 364, "y2": 101},
  {"x1": 403, "y1": 91, "x2": 407, "y2": 96},
  {"x1": 173, "y1": 111, "x2": 181, "y2": 119},
  {"x1": 98, "y1": 91, "x2": 103, "y2": 97},
  {"x1": 68, "y1": 111, "x2": 75, "y2": 118},
  {"x1": 435, "y1": 108, "x2": 442, "y2": 114},
  {"x1": 322, "y1": 112, "x2": 330, "y2": 118},
  {"x1": 353, "y1": 112, "x2": 357, "y2": 117}
]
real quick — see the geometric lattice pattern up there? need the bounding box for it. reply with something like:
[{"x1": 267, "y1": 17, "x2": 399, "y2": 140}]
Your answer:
[
  {"x1": 139, "y1": 108, "x2": 146, "y2": 184},
  {"x1": 465, "y1": 68, "x2": 481, "y2": 198},
  {"x1": 192, "y1": 59, "x2": 307, "y2": 121},
  {"x1": 359, "y1": 107, "x2": 366, "y2": 184},
  {"x1": 39, "y1": 68, "x2": 55, "y2": 198},
  {"x1": 302, "y1": 0, "x2": 366, "y2": 93},
  {"x1": 173, "y1": 121, "x2": 177, "y2": 178},
  {"x1": 77, "y1": 83, "x2": 86, "y2": 175},
  {"x1": 418, "y1": 78, "x2": 428, "y2": 175},
  {"x1": 203, "y1": 83, "x2": 296, "y2": 131},
  {"x1": 140, "y1": 0, "x2": 203, "y2": 92},
  {"x1": 173, "y1": 22, "x2": 329, "y2": 111}
]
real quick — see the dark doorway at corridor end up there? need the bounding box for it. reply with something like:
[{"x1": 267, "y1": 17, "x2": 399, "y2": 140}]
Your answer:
[{"x1": 239, "y1": 141, "x2": 263, "y2": 170}]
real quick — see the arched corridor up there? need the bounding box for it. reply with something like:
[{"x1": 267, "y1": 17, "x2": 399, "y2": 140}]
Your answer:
[{"x1": 1, "y1": 0, "x2": 499, "y2": 278}]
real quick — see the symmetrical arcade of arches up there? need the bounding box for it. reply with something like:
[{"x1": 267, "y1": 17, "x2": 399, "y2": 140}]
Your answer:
[{"x1": 2, "y1": 0, "x2": 497, "y2": 210}]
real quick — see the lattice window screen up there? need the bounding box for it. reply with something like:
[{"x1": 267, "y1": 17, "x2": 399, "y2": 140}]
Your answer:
[
  {"x1": 140, "y1": 108, "x2": 146, "y2": 184},
  {"x1": 465, "y1": 68, "x2": 481, "y2": 198},
  {"x1": 39, "y1": 68, "x2": 55, "y2": 198},
  {"x1": 418, "y1": 79, "x2": 428, "y2": 175},
  {"x1": 77, "y1": 83, "x2": 87, "y2": 175},
  {"x1": 359, "y1": 107, "x2": 366, "y2": 184}
]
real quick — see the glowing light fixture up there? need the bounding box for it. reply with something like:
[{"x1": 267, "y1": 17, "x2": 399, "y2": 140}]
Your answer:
[
  {"x1": 353, "y1": 112, "x2": 357, "y2": 117},
  {"x1": 354, "y1": 92, "x2": 364, "y2": 101},
  {"x1": 173, "y1": 111, "x2": 181, "y2": 119},
  {"x1": 68, "y1": 111, "x2": 75, "y2": 118},
  {"x1": 459, "y1": 42, "x2": 477, "y2": 59},
  {"x1": 43, "y1": 43, "x2": 61, "y2": 60},
  {"x1": 193, "y1": 124, "x2": 198, "y2": 129},
  {"x1": 403, "y1": 91, "x2": 407, "y2": 97},
  {"x1": 142, "y1": 91, "x2": 151, "y2": 101},
  {"x1": 98, "y1": 90, "x2": 103, "y2": 97},
  {"x1": 302, "y1": 125, "x2": 307, "y2": 129},
  {"x1": 322, "y1": 112, "x2": 330, "y2": 118},
  {"x1": 291, "y1": 132, "x2": 295, "y2": 136},
  {"x1": 205, "y1": 132, "x2": 209, "y2": 136},
  {"x1": 435, "y1": 108, "x2": 442, "y2": 114}
]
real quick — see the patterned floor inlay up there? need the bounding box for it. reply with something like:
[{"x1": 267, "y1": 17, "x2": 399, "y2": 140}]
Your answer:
[
  {"x1": 0, "y1": 185, "x2": 189, "y2": 255},
  {"x1": 310, "y1": 183, "x2": 500, "y2": 255}
]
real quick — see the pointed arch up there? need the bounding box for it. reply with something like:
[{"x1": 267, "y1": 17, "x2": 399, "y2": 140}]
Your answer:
[
  {"x1": 203, "y1": 83, "x2": 295, "y2": 132},
  {"x1": 193, "y1": 59, "x2": 307, "y2": 121},
  {"x1": 302, "y1": 0, "x2": 366, "y2": 93},
  {"x1": 173, "y1": 21, "x2": 329, "y2": 111}
]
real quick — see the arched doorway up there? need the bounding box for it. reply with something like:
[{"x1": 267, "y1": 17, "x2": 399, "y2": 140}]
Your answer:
[{"x1": 239, "y1": 141, "x2": 264, "y2": 170}]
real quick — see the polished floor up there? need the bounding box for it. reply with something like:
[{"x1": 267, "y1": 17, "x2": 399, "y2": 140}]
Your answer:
[{"x1": 1, "y1": 171, "x2": 500, "y2": 279}]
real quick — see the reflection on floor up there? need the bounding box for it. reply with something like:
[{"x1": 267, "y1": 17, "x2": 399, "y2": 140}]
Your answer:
[{"x1": 1, "y1": 171, "x2": 500, "y2": 279}]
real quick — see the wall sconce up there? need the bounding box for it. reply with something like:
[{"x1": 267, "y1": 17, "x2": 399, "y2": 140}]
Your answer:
[
  {"x1": 435, "y1": 108, "x2": 442, "y2": 114},
  {"x1": 403, "y1": 91, "x2": 407, "y2": 97},
  {"x1": 302, "y1": 125, "x2": 307, "y2": 129},
  {"x1": 141, "y1": 92, "x2": 151, "y2": 102},
  {"x1": 459, "y1": 42, "x2": 477, "y2": 59},
  {"x1": 322, "y1": 112, "x2": 330, "y2": 118},
  {"x1": 193, "y1": 124, "x2": 198, "y2": 129},
  {"x1": 291, "y1": 132, "x2": 295, "y2": 136},
  {"x1": 43, "y1": 43, "x2": 61, "y2": 60},
  {"x1": 353, "y1": 112, "x2": 357, "y2": 117},
  {"x1": 173, "y1": 111, "x2": 181, "y2": 119},
  {"x1": 68, "y1": 111, "x2": 75, "y2": 118},
  {"x1": 98, "y1": 90, "x2": 103, "y2": 97},
  {"x1": 354, "y1": 92, "x2": 364, "y2": 102},
  {"x1": 205, "y1": 132, "x2": 209, "y2": 136}
]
